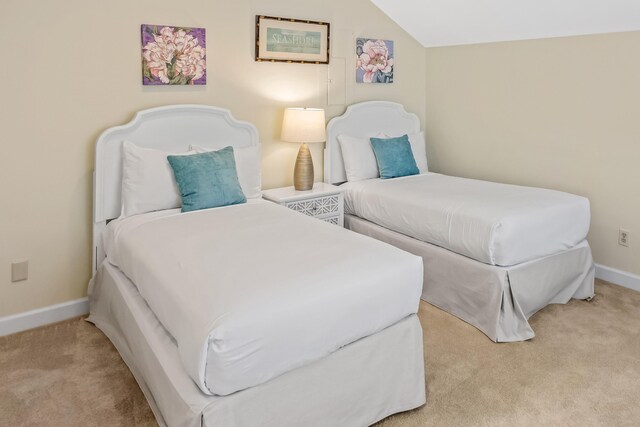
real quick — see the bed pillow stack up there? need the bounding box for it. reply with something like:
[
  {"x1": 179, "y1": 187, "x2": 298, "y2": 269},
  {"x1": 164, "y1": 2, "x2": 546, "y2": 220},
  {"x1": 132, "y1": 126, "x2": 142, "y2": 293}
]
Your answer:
[
  {"x1": 338, "y1": 132, "x2": 428, "y2": 182},
  {"x1": 120, "y1": 141, "x2": 260, "y2": 217}
]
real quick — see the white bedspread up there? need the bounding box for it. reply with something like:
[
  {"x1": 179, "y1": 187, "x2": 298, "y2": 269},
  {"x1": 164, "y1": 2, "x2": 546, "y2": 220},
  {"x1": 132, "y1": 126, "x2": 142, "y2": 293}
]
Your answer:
[
  {"x1": 342, "y1": 173, "x2": 590, "y2": 266},
  {"x1": 103, "y1": 200, "x2": 423, "y2": 396}
]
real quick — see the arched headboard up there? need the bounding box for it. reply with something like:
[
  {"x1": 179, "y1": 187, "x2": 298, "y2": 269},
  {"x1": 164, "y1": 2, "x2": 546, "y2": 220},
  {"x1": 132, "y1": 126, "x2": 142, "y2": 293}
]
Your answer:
[
  {"x1": 92, "y1": 104, "x2": 259, "y2": 271},
  {"x1": 324, "y1": 101, "x2": 421, "y2": 184}
]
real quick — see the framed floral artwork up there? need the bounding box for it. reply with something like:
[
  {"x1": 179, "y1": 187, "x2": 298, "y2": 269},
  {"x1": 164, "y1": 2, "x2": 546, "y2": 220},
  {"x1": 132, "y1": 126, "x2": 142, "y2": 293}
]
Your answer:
[
  {"x1": 356, "y1": 38, "x2": 393, "y2": 83},
  {"x1": 255, "y1": 16, "x2": 330, "y2": 64},
  {"x1": 141, "y1": 24, "x2": 206, "y2": 85}
]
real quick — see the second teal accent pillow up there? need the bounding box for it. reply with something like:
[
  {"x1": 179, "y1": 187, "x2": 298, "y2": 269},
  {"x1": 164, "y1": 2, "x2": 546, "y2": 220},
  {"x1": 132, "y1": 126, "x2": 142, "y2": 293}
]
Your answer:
[
  {"x1": 167, "y1": 147, "x2": 247, "y2": 212},
  {"x1": 369, "y1": 135, "x2": 419, "y2": 179}
]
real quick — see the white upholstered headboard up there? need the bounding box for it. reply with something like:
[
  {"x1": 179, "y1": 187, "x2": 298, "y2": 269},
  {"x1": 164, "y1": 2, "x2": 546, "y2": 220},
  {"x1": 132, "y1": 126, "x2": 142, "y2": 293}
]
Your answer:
[
  {"x1": 324, "y1": 101, "x2": 421, "y2": 185},
  {"x1": 92, "y1": 104, "x2": 259, "y2": 271}
]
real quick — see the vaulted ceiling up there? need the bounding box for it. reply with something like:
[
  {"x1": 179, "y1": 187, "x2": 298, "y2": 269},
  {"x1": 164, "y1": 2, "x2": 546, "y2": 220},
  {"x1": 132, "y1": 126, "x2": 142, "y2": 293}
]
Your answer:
[{"x1": 370, "y1": 0, "x2": 640, "y2": 47}]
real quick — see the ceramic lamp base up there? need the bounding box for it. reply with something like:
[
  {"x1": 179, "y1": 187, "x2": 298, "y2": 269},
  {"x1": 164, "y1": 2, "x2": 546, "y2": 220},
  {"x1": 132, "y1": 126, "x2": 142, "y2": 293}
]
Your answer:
[{"x1": 294, "y1": 143, "x2": 314, "y2": 191}]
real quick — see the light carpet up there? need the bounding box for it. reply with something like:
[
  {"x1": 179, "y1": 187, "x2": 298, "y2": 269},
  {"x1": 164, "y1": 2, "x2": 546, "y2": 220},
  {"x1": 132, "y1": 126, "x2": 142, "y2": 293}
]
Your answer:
[{"x1": 1, "y1": 280, "x2": 638, "y2": 426}]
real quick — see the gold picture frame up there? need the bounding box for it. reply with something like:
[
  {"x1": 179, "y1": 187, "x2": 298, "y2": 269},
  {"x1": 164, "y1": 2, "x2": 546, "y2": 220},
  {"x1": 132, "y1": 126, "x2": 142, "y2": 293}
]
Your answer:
[{"x1": 255, "y1": 15, "x2": 330, "y2": 64}]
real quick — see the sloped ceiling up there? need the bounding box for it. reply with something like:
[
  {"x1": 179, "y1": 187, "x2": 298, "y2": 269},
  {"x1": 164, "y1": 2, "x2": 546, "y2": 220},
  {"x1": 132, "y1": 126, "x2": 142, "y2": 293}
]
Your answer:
[{"x1": 371, "y1": 0, "x2": 640, "y2": 47}]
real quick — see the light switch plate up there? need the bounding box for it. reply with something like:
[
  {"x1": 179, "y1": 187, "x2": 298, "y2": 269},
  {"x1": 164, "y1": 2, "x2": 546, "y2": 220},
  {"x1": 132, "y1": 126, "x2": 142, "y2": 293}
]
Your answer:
[{"x1": 11, "y1": 260, "x2": 28, "y2": 282}]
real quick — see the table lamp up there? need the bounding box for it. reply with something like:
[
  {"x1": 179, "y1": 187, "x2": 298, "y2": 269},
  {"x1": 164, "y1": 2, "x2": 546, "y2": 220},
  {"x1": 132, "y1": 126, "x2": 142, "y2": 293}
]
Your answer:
[{"x1": 281, "y1": 108, "x2": 326, "y2": 191}]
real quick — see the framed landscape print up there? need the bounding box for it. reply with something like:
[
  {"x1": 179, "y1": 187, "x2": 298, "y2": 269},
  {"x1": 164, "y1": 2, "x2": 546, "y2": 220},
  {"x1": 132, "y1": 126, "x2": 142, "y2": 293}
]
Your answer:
[
  {"x1": 356, "y1": 38, "x2": 393, "y2": 83},
  {"x1": 141, "y1": 24, "x2": 207, "y2": 85},
  {"x1": 255, "y1": 16, "x2": 330, "y2": 64}
]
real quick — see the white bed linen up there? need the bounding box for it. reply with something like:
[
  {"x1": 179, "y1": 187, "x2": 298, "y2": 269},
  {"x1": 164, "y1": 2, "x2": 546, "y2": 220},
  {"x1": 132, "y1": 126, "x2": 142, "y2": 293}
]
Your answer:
[
  {"x1": 343, "y1": 173, "x2": 590, "y2": 266},
  {"x1": 104, "y1": 200, "x2": 423, "y2": 396}
]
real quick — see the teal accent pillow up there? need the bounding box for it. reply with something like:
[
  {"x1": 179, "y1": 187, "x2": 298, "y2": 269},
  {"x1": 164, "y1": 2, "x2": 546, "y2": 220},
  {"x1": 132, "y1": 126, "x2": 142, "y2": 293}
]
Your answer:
[
  {"x1": 369, "y1": 135, "x2": 419, "y2": 179},
  {"x1": 167, "y1": 147, "x2": 247, "y2": 212}
]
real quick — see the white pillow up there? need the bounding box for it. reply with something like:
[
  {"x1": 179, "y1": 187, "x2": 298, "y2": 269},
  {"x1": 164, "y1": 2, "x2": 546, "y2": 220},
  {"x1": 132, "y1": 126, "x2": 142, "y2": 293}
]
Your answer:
[
  {"x1": 121, "y1": 141, "x2": 194, "y2": 217},
  {"x1": 190, "y1": 145, "x2": 262, "y2": 199},
  {"x1": 407, "y1": 132, "x2": 429, "y2": 173},
  {"x1": 337, "y1": 134, "x2": 380, "y2": 182}
]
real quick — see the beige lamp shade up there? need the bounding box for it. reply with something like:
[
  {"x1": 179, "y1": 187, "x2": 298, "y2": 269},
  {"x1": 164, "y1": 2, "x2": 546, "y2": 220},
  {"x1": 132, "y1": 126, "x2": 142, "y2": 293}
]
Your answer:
[
  {"x1": 281, "y1": 108, "x2": 326, "y2": 191},
  {"x1": 281, "y1": 108, "x2": 326, "y2": 143}
]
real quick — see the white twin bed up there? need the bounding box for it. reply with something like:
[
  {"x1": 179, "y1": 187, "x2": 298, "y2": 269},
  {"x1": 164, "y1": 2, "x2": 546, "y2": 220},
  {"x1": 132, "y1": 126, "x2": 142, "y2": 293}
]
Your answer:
[
  {"x1": 324, "y1": 101, "x2": 595, "y2": 342},
  {"x1": 88, "y1": 105, "x2": 426, "y2": 427}
]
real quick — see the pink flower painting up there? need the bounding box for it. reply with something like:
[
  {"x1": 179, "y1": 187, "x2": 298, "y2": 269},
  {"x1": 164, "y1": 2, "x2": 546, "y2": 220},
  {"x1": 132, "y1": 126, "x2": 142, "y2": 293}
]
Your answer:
[
  {"x1": 356, "y1": 38, "x2": 394, "y2": 84},
  {"x1": 141, "y1": 24, "x2": 206, "y2": 85}
]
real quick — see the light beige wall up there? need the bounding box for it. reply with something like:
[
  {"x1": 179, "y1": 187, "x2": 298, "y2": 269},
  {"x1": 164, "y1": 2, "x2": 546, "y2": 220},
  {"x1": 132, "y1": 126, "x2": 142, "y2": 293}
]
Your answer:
[
  {"x1": 424, "y1": 31, "x2": 640, "y2": 275},
  {"x1": 0, "y1": 0, "x2": 425, "y2": 316}
]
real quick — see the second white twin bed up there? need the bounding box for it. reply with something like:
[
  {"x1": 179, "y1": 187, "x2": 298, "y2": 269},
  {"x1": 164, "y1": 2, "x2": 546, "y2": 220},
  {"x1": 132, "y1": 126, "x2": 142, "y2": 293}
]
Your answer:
[{"x1": 325, "y1": 101, "x2": 595, "y2": 342}]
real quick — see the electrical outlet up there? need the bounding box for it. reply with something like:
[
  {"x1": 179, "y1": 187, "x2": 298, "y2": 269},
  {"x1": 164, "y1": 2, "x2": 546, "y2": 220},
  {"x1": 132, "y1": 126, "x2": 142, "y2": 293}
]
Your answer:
[
  {"x1": 11, "y1": 260, "x2": 28, "y2": 282},
  {"x1": 619, "y1": 228, "x2": 630, "y2": 247}
]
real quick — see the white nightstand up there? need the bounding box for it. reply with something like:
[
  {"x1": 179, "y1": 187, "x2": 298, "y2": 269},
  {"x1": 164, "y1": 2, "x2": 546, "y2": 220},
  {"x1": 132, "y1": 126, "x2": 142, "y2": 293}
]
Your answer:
[{"x1": 262, "y1": 183, "x2": 344, "y2": 226}]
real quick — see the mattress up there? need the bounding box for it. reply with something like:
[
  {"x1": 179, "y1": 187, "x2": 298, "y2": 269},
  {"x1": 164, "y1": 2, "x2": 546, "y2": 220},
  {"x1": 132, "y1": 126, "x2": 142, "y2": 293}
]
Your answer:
[
  {"x1": 342, "y1": 173, "x2": 590, "y2": 266},
  {"x1": 103, "y1": 200, "x2": 423, "y2": 396}
]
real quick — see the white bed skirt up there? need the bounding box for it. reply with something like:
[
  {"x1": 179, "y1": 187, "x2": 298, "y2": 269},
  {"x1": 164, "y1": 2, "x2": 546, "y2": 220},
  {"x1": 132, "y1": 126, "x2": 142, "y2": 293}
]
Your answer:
[
  {"x1": 345, "y1": 214, "x2": 595, "y2": 342},
  {"x1": 87, "y1": 262, "x2": 426, "y2": 427}
]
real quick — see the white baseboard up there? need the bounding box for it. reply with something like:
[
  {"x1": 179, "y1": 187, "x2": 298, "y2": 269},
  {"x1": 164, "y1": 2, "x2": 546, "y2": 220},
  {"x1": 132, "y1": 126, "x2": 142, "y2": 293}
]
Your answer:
[
  {"x1": 595, "y1": 264, "x2": 640, "y2": 292},
  {"x1": 0, "y1": 297, "x2": 89, "y2": 337}
]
